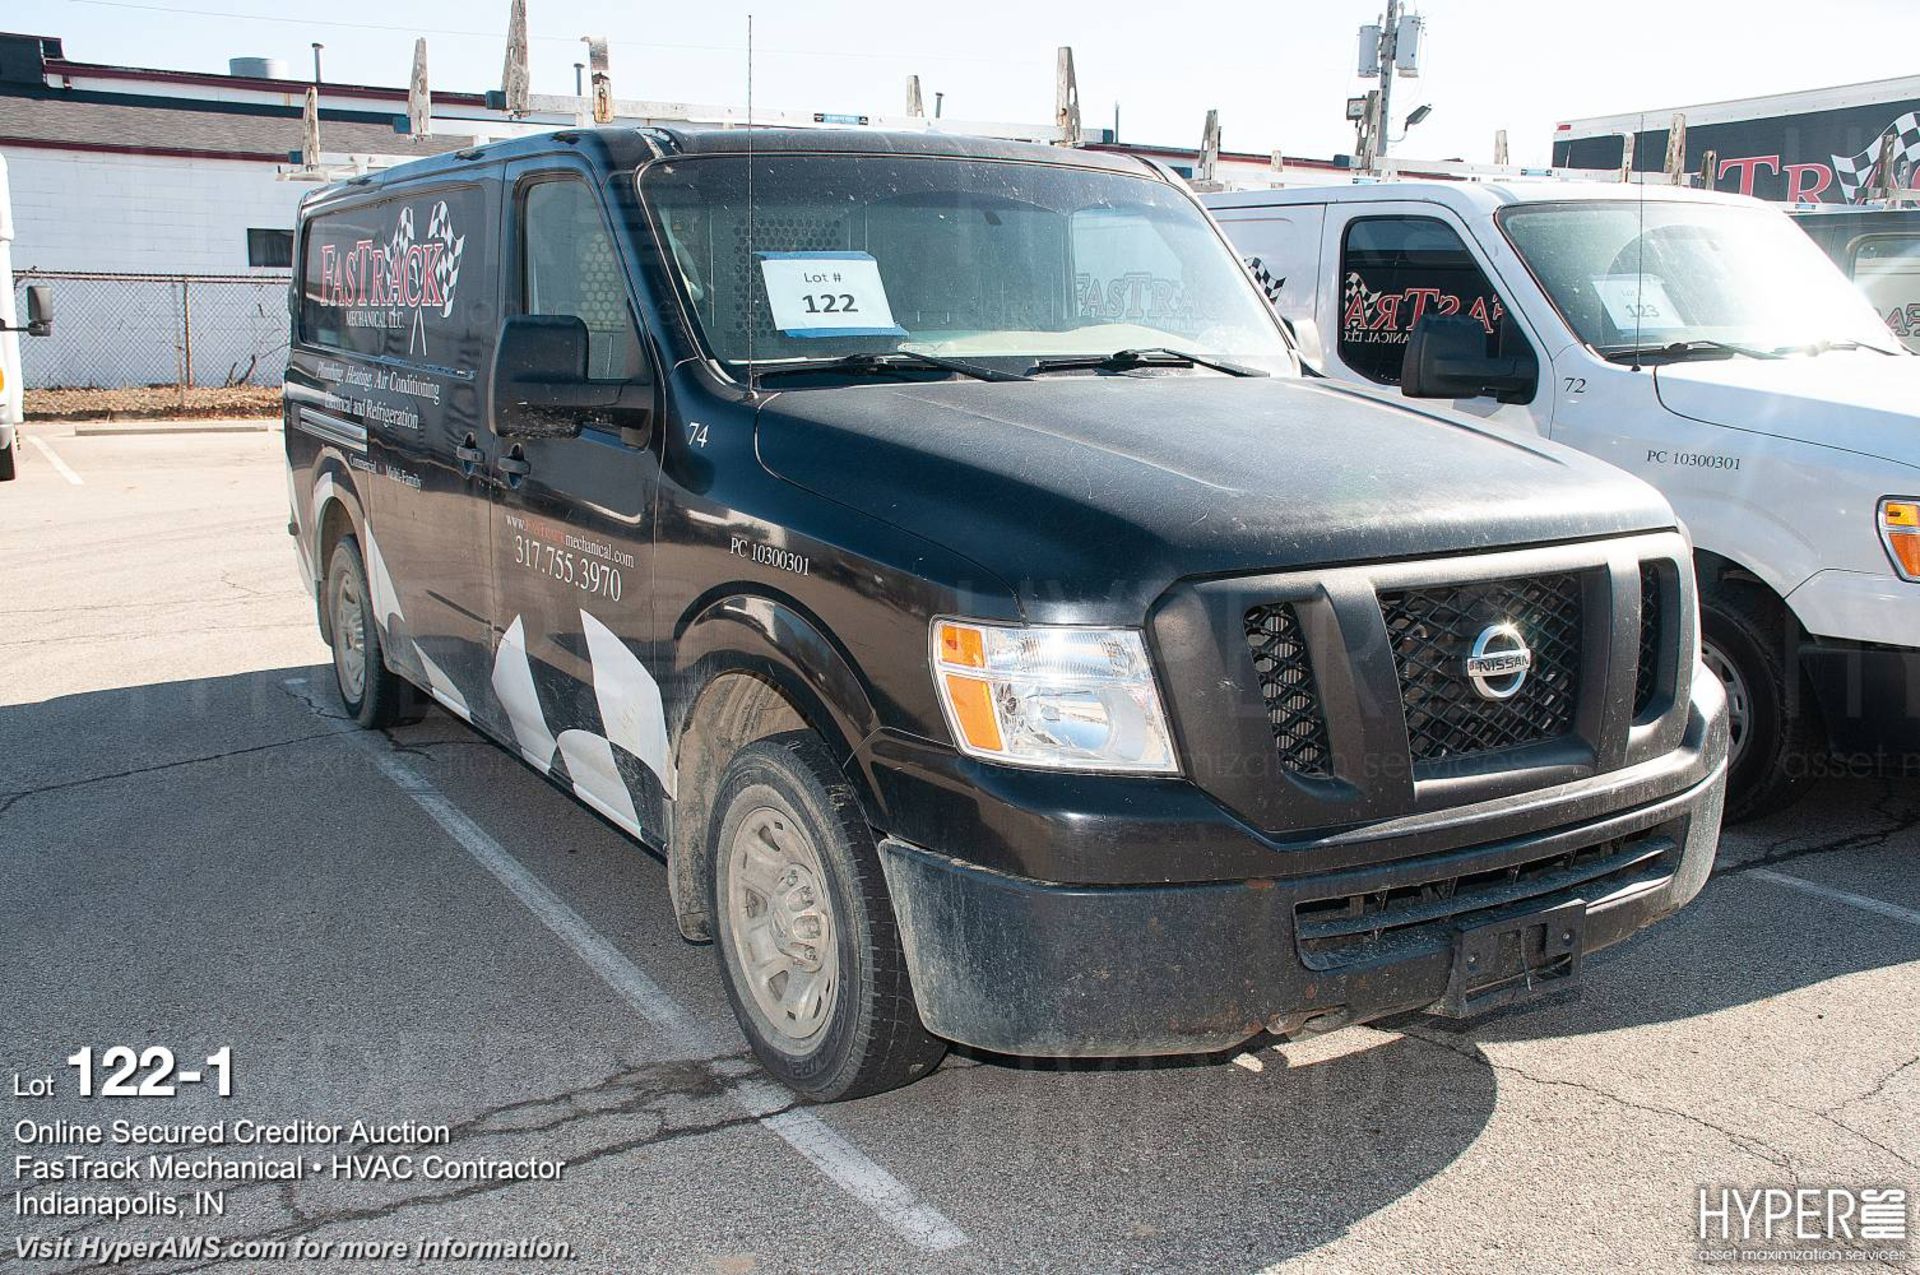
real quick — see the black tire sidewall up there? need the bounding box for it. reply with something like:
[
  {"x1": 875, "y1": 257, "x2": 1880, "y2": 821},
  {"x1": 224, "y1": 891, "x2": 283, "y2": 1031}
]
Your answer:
[
  {"x1": 710, "y1": 744, "x2": 874, "y2": 1096},
  {"x1": 1701, "y1": 588, "x2": 1809, "y2": 819},
  {"x1": 0, "y1": 439, "x2": 16, "y2": 482},
  {"x1": 324, "y1": 537, "x2": 385, "y2": 726}
]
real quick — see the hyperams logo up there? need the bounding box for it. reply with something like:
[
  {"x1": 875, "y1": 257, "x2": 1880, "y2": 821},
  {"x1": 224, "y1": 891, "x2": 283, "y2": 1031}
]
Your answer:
[{"x1": 316, "y1": 202, "x2": 466, "y2": 356}]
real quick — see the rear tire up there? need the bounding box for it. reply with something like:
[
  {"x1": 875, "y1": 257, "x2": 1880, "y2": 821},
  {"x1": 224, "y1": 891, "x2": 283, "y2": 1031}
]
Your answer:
[
  {"x1": 0, "y1": 438, "x2": 17, "y2": 482},
  {"x1": 323, "y1": 536, "x2": 417, "y2": 729},
  {"x1": 1700, "y1": 582, "x2": 1820, "y2": 822},
  {"x1": 710, "y1": 731, "x2": 946, "y2": 1101}
]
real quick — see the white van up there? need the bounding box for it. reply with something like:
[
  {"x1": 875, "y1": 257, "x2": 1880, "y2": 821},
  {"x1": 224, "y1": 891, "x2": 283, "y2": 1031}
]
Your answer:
[
  {"x1": 0, "y1": 153, "x2": 53, "y2": 482},
  {"x1": 1207, "y1": 181, "x2": 1920, "y2": 818}
]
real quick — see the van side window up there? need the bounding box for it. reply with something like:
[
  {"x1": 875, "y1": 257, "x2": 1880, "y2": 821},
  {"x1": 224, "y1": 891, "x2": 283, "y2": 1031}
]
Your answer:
[
  {"x1": 1850, "y1": 235, "x2": 1920, "y2": 351},
  {"x1": 1338, "y1": 216, "x2": 1520, "y2": 386},
  {"x1": 299, "y1": 186, "x2": 489, "y2": 364},
  {"x1": 521, "y1": 178, "x2": 646, "y2": 381}
]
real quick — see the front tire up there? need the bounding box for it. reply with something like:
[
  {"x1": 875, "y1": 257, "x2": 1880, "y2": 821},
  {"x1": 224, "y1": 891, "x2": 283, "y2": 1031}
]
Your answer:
[
  {"x1": 1700, "y1": 583, "x2": 1819, "y2": 822},
  {"x1": 323, "y1": 536, "x2": 416, "y2": 729},
  {"x1": 710, "y1": 732, "x2": 946, "y2": 1101},
  {"x1": 0, "y1": 438, "x2": 17, "y2": 482}
]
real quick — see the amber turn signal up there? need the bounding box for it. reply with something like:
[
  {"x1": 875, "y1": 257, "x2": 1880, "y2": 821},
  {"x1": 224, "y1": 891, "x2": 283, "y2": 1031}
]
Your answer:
[{"x1": 1880, "y1": 499, "x2": 1920, "y2": 582}]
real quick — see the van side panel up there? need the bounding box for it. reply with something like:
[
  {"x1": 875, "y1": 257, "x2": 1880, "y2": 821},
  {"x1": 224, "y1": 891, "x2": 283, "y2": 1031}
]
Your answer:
[
  {"x1": 288, "y1": 175, "x2": 504, "y2": 731},
  {"x1": 1207, "y1": 203, "x2": 1327, "y2": 364}
]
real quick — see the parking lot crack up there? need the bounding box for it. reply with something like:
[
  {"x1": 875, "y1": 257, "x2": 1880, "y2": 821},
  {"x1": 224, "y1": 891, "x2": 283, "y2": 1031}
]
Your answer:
[
  {"x1": 41, "y1": 1059, "x2": 784, "y2": 1275},
  {"x1": 1400, "y1": 1026, "x2": 1799, "y2": 1175},
  {"x1": 0, "y1": 730, "x2": 345, "y2": 817},
  {"x1": 1718, "y1": 785, "x2": 1920, "y2": 877},
  {"x1": 1841, "y1": 1053, "x2": 1920, "y2": 1112}
]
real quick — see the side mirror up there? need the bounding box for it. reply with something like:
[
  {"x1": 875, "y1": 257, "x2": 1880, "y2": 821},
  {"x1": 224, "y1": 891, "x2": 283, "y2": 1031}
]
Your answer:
[
  {"x1": 490, "y1": 315, "x2": 622, "y2": 439},
  {"x1": 1401, "y1": 314, "x2": 1536, "y2": 404},
  {"x1": 25, "y1": 285, "x2": 51, "y2": 338}
]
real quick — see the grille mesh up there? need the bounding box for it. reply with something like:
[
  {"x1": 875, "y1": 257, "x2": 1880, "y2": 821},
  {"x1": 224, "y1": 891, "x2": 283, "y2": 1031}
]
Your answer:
[
  {"x1": 1634, "y1": 563, "x2": 1666, "y2": 718},
  {"x1": 1379, "y1": 574, "x2": 1583, "y2": 762},
  {"x1": 1244, "y1": 604, "x2": 1334, "y2": 777}
]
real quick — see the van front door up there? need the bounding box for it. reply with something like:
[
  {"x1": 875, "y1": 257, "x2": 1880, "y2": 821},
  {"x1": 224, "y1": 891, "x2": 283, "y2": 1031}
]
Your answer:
[
  {"x1": 1316, "y1": 203, "x2": 1553, "y2": 437},
  {"x1": 486, "y1": 163, "x2": 670, "y2": 847}
]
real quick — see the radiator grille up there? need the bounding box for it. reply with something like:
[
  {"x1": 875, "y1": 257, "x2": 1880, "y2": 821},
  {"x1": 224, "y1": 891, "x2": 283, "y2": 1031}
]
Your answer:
[
  {"x1": 1379, "y1": 574, "x2": 1584, "y2": 762},
  {"x1": 1244, "y1": 604, "x2": 1334, "y2": 777},
  {"x1": 1634, "y1": 563, "x2": 1667, "y2": 718}
]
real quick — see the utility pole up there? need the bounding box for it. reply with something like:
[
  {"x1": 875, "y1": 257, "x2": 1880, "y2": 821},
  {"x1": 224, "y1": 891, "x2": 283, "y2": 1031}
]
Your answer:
[
  {"x1": 1374, "y1": 0, "x2": 1399, "y2": 161},
  {"x1": 1355, "y1": 2, "x2": 1422, "y2": 170}
]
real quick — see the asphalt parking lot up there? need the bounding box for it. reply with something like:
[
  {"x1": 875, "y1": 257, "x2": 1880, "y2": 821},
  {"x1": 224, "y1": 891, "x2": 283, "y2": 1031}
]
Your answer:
[{"x1": 2, "y1": 423, "x2": 1916, "y2": 1274}]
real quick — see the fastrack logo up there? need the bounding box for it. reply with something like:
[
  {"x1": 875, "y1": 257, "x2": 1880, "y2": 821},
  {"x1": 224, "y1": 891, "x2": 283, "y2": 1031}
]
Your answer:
[
  {"x1": 1341, "y1": 272, "x2": 1504, "y2": 342},
  {"x1": 318, "y1": 239, "x2": 448, "y2": 310},
  {"x1": 317, "y1": 201, "x2": 466, "y2": 355}
]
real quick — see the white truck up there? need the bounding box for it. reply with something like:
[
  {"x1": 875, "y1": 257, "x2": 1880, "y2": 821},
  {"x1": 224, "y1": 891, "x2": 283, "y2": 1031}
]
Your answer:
[
  {"x1": 1206, "y1": 180, "x2": 1919, "y2": 819},
  {"x1": 0, "y1": 153, "x2": 54, "y2": 482}
]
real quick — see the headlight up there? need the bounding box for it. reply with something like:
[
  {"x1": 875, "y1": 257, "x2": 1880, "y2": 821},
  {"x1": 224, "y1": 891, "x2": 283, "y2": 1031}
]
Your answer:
[
  {"x1": 1880, "y1": 498, "x2": 1920, "y2": 581},
  {"x1": 929, "y1": 619, "x2": 1179, "y2": 773}
]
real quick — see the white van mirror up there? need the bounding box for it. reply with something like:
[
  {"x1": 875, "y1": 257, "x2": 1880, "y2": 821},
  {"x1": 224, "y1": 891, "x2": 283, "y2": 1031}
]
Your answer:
[{"x1": 24, "y1": 284, "x2": 51, "y2": 337}]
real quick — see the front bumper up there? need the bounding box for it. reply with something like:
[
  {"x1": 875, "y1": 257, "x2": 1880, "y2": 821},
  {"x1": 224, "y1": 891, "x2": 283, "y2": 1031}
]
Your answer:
[{"x1": 877, "y1": 671, "x2": 1728, "y2": 1058}]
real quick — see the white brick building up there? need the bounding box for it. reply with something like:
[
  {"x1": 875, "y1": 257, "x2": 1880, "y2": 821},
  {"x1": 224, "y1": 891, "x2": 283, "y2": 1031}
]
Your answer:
[{"x1": 0, "y1": 31, "x2": 480, "y2": 386}]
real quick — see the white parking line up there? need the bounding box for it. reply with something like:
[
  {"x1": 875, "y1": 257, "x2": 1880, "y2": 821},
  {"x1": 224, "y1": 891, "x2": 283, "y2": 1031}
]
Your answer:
[
  {"x1": 1748, "y1": 868, "x2": 1920, "y2": 928},
  {"x1": 288, "y1": 680, "x2": 968, "y2": 1254},
  {"x1": 24, "y1": 434, "x2": 82, "y2": 485}
]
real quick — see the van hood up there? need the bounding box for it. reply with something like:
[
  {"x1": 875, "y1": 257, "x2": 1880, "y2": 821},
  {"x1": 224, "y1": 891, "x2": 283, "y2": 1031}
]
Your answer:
[
  {"x1": 755, "y1": 375, "x2": 1675, "y2": 618},
  {"x1": 1654, "y1": 350, "x2": 1920, "y2": 466}
]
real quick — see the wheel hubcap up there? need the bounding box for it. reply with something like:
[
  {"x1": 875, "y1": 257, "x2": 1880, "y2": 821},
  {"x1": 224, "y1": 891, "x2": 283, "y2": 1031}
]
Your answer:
[
  {"x1": 332, "y1": 571, "x2": 368, "y2": 702},
  {"x1": 1700, "y1": 638, "x2": 1751, "y2": 767},
  {"x1": 725, "y1": 805, "x2": 839, "y2": 1047}
]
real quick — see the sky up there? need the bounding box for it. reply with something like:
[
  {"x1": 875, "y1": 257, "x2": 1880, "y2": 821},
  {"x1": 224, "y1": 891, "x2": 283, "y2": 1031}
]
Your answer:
[{"x1": 17, "y1": 0, "x2": 1920, "y2": 165}]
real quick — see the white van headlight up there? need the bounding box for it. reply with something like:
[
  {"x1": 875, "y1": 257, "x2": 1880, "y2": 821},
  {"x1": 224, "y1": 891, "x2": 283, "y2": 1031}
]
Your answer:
[{"x1": 929, "y1": 619, "x2": 1179, "y2": 773}]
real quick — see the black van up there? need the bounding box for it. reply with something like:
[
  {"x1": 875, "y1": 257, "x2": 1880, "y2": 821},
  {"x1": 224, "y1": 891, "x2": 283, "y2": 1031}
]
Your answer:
[{"x1": 286, "y1": 128, "x2": 1728, "y2": 1100}]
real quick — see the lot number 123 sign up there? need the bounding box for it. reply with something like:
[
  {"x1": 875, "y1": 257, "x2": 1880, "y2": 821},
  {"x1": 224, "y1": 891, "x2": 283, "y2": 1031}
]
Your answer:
[{"x1": 758, "y1": 252, "x2": 905, "y2": 338}]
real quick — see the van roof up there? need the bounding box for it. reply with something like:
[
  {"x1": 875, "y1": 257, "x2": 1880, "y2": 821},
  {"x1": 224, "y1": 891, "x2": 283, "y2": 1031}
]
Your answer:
[
  {"x1": 1202, "y1": 179, "x2": 1767, "y2": 216},
  {"x1": 302, "y1": 126, "x2": 1158, "y2": 206}
]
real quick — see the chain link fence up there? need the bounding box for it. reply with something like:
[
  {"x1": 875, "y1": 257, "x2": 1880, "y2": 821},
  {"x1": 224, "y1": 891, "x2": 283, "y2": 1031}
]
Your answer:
[{"x1": 12, "y1": 271, "x2": 291, "y2": 390}]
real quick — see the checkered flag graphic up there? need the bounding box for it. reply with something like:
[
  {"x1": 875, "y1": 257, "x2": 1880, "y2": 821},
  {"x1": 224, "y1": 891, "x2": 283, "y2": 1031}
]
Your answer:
[
  {"x1": 1245, "y1": 256, "x2": 1287, "y2": 305},
  {"x1": 1831, "y1": 112, "x2": 1920, "y2": 204},
  {"x1": 385, "y1": 207, "x2": 428, "y2": 356},
  {"x1": 1342, "y1": 270, "x2": 1380, "y2": 326},
  {"x1": 426, "y1": 200, "x2": 465, "y2": 319}
]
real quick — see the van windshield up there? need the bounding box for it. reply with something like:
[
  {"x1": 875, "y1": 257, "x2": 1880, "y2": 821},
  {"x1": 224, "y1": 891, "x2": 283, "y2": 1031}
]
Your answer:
[
  {"x1": 1499, "y1": 199, "x2": 1900, "y2": 359},
  {"x1": 640, "y1": 153, "x2": 1295, "y2": 376}
]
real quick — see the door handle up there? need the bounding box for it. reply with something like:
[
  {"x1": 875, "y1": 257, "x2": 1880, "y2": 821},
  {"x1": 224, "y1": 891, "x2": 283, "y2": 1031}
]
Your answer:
[
  {"x1": 496, "y1": 455, "x2": 531, "y2": 477},
  {"x1": 454, "y1": 440, "x2": 486, "y2": 472}
]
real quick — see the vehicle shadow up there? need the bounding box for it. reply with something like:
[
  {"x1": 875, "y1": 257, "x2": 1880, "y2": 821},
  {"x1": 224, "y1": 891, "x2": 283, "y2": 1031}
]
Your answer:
[
  {"x1": 1407, "y1": 776, "x2": 1920, "y2": 1046},
  {"x1": 5, "y1": 669, "x2": 1914, "y2": 1267},
  {"x1": 878, "y1": 1023, "x2": 1500, "y2": 1267}
]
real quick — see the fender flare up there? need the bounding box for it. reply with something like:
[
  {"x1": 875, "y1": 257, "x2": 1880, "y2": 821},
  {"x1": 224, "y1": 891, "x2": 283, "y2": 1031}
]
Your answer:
[
  {"x1": 306, "y1": 461, "x2": 369, "y2": 641},
  {"x1": 664, "y1": 590, "x2": 889, "y2": 940}
]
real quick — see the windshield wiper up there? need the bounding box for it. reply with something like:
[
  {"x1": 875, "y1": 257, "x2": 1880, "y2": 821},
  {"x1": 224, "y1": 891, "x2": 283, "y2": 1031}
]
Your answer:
[
  {"x1": 1026, "y1": 347, "x2": 1268, "y2": 378},
  {"x1": 1784, "y1": 338, "x2": 1906, "y2": 357},
  {"x1": 1602, "y1": 338, "x2": 1785, "y2": 365},
  {"x1": 752, "y1": 350, "x2": 1027, "y2": 384}
]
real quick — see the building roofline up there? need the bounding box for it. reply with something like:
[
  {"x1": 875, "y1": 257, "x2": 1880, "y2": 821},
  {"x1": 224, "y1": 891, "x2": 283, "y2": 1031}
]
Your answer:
[
  {"x1": 1556, "y1": 73, "x2": 1920, "y2": 139},
  {"x1": 40, "y1": 55, "x2": 492, "y2": 107}
]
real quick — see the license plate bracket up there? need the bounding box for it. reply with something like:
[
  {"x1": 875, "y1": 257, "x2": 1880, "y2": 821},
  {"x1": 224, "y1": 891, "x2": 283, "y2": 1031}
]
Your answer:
[{"x1": 1428, "y1": 899, "x2": 1586, "y2": 1018}]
